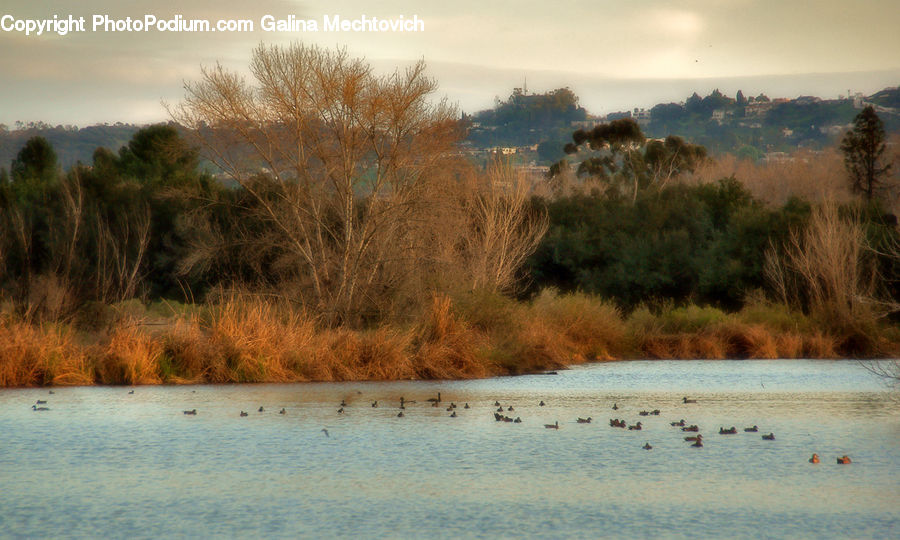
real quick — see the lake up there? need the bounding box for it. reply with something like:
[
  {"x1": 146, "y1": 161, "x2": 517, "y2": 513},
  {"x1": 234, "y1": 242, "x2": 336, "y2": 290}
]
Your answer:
[{"x1": 1, "y1": 360, "x2": 898, "y2": 539}]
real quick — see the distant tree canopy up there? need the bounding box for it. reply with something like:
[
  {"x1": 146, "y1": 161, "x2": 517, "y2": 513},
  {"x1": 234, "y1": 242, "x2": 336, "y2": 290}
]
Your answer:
[
  {"x1": 841, "y1": 106, "x2": 893, "y2": 201},
  {"x1": 552, "y1": 118, "x2": 708, "y2": 199},
  {"x1": 466, "y1": 87, "x2": 587, "y2": 148}
]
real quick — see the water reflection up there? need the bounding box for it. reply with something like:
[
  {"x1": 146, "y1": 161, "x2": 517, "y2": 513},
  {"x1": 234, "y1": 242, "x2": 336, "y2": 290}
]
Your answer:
[{"x1": 1, "y1": 360, "x2": 897, "y2": 538}]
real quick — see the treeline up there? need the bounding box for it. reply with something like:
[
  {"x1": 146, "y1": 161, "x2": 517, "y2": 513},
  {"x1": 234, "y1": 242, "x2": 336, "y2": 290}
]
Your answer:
[{"x1": 527, "y1": 179, "x2": 899, "y2": 314}]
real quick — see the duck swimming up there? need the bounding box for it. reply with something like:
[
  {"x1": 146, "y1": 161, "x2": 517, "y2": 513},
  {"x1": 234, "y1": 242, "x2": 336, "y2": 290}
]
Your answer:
[
  {"x1": 671, "y1": 419, "x2": 686, "y2": 427},
  {"x1": 628, "y1": 422, "x2": 643, "y2": 431},
  {"x1": 743, "y1": 425, "x2": 758, "y2": 432},
  {"x1": 450, "y1": 411, "x2": 457, "y2": 418},
  {"x1": 539, "y1": 401, "x2": 545, "y2": 407},
  {"x1": 183, "y1": 409, "x2": 197, "y2": 415},
  {"x1": 576, "y1": 417, "x2": 592, "y2": 424},
  {"x1": 809, "y1": 453, "x2": 819, "y2": 464},
  {"x1": 719, "y1": 427, "x2": 737, "y2": 435},
  {"x1": 762, "y1": 433, "x2": 775, "y2": 440},
  {"x1": 692, "y1": 438, "x2": 704, "y2": 447},
  {"x1": 612, "y1": 403, "x2": 618, "y2": 410},
  {"x1": 32, "y1": 405, "x2": 50, "y2": 411},
  {"x1": 240, "y1": 411, "x2": 248, "y2": 417},
  {"x1": 681, "y1": 425, "x2": 699, "y2": 432},
  {"x1": 683, "y1": 397, "x2": 697, "y2": 404},
  {"x1": 258, "y1": 406, "x2": 264, "y2": 412},
  {"x1": 642, "y1": 442, "x2": 653, "y2": 450},
  {"x1": 837, "y1": 455, "x2": 851, "y2": 464},
  {"x1": 397, "y1": 411, "x2": 404, "y2": 417},
  {"x1": 685, "y1": 434, "x2": 702, "y2": 442},
  {"x1": 279, "y1": 408, "x2": 286, "y2": 415}
]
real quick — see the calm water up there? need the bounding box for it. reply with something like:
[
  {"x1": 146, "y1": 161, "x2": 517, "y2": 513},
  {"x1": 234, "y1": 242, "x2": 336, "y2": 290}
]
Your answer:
[{"x1": 1, "y1": 360, "x2": 898, "y2": 539}]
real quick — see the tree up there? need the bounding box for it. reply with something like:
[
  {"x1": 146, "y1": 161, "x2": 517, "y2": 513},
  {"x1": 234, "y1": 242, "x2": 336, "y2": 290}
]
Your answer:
[
  {"x1": 554, "y1": 119, "x2": 706, "y2": 200},
  {"x1": 10, "y1": 136, "x2": 58, "y2": 183},
  {"x1": 171, "y1": 43, "x2": 461, "y2": 325},
  {"x1": 840, "y1": 106, "x2": 892, "y2": 201}
]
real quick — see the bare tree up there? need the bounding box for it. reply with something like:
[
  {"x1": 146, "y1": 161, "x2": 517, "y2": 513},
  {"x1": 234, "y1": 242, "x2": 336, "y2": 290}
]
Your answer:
[
  {"x1": 171, "y1": 43, "x2": 459, "y2": 325},
  {"x1": 461, "y1": 161, "x2": 549, "y2": 293}
]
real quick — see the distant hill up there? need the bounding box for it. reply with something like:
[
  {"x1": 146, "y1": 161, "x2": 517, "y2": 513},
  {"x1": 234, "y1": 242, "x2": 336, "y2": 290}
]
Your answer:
[{"x1": 463, "y1": 85, "x2": 900, "y2": 163}]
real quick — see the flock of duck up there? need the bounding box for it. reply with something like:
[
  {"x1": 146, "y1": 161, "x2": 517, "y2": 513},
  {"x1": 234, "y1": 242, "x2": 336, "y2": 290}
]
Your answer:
[{"x1": 29, "y1": 389, "x2": 852, "y2": 464}]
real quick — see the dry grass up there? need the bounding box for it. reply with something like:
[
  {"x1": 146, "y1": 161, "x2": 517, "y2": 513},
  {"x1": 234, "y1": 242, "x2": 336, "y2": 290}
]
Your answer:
[
  {"x1": 0, "y1": 317, "x2": 92, "y2": 386},
  {"x1": 0, "y1": 291, "x2": 897, "y2": 387},
  {"x1": 691, "y1": 148, "x2": 851, "y2": 207},
  {"x1": 96, "y1": 324, "x2": 163, "y2": 385}
]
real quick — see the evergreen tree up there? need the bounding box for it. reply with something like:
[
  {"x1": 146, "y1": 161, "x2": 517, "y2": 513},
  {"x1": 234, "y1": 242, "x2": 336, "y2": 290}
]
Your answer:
[{"x1": 840, "y1": 106, "x2": 892, "y2": 201}]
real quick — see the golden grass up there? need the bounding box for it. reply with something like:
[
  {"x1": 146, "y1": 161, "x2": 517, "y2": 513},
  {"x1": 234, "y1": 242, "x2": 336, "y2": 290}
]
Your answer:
[
  {"x1": 0, "y1": 292, "x2": 897, "y2": 387},
  {"x1": 96, "y1": 324, "x2": 163, "y2": 385}
]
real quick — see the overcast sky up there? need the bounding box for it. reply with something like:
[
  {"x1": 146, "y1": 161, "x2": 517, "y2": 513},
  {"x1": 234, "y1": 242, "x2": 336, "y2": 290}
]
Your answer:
[{"x1": 1, "y1": 0, "x2": 898, "y2": 126}]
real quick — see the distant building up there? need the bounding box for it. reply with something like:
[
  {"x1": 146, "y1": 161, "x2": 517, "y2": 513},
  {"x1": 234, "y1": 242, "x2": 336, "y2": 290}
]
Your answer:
[{"x1": 745, "y1": 101, "x2": 774, "y2": 117}]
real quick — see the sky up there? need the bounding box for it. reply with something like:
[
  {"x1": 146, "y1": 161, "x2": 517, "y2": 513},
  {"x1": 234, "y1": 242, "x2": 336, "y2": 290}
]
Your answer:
[{"x1": 1, "y1": 0, "x2": 898, "y2": 127}]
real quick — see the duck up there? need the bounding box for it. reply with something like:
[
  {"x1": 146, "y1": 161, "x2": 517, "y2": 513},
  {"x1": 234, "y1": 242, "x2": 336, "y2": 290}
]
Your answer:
[
  {"x1": 507, "y1": 406, "x2": 514, "y2": 412},
  {"x1": 692, "y1": 438, "x2": 704, "y2": 447},
  {"x1": 494, "y1": 413, "x2": 503, "y2": 421},
  {"x1": 671, "y1": 419, "x2": 686, "y2": 427},
  {"x1": 372, "y1": 401, "x2": 378, "y2": 408},
  {"x1": 446, "y1": 406, "x2": 454, "y2": 411},
  {"x1": 240, "y1": 411, "x2": 248, "y2": 417},
  {"x1": 719, "y1": 426, "x2": 737, "y2": 435},
  {"x1": 450, "y1": 411, "x2": 457, "y2": 418},
  {"x1": 464, "y1": 403, "x2": 470, "y2": 409},
  {"x1": 681, "y1": 425, "x2": 699, "y2": 432},
  {"x1": 576, "y1": 417, "x2": 592, "y2": 424},
  {"x1": 539, "y1": 401, "x2": 545, "y2": 407},
  {"x1": 494, "y1": 401, "x2": 501, "y2": 407},
  {"x1": 837, "y1": 455, "x2": 851, "y2": 464},
  {"x1": 48, "y1": 390, "x2": 55, "y2": 394},
  {"x1": 397, "y1": 411, "x2": 404, "y2": 418},
  {"x1": 128, "y1": 390, "x2": 134, "y2": 395},
  {"x1": 544, "y1": 421, "x2": 559, "y2": 429},
  {"x1": 183, "y1": 409, "x2": 197, "y2": 415},
  {"x1": 337, "y1": 407, "x2": 344, "y2": 414},
  {"x1": 683, "y1": 397, "x2": 697, "y2": 404},
  {"x1": 628, "y1": 422, "x2": 643, "y2": 431},
  {"x1": 32, "y1": 405, "x2": 50, "y2": 411},
  {"x1": 35, "y1": 400, "x2": 47, "y2": 405},
  {"x1": 651, "y1": 409, "x2": 661, "y2": 416},
  {"x1": 743, "y1": 425, "x2": 759, "y2": 432},
  {"x1": 809, "y1": 453, "x2": 819, "y2": 464},
  {"x1": 685, "y1": 434, "x2": 702, "y2": 442},
  {"x1": 497, "y1": 406, "x2": 504, "y2": 412},
  {"x1": 503, "y1": 416, "x2": 513, "y2": 422},
  {"x1": 279, "y1": 408, "x2": 286, "y2": 415},
  {"x1": 450, "y1": 402, "x2": 457, "y2": 409},
  {"x1": 639, "y1": 411, "x2": 650, "y2": 416},
  {"x1": 258, "y1": 406, "x2": 264, "y2": 412},
  {"x1": 612, "y1": 403, "x2": 618, "y2": 410},
  {"x1": 513, "y1": 417, "x2": 522, "y2": 423},
  {"x1": 762, "y1": 433, "x2": 775, "y2": 440},
  {"x1": 642, "y1": 442, "x2": 653, "y2": 450}
]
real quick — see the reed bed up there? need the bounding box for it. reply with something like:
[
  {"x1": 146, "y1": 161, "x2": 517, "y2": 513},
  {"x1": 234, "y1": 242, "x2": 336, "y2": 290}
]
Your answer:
[{"x1": 0, "y1": 291, "x2": 896, "y2": 387}]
